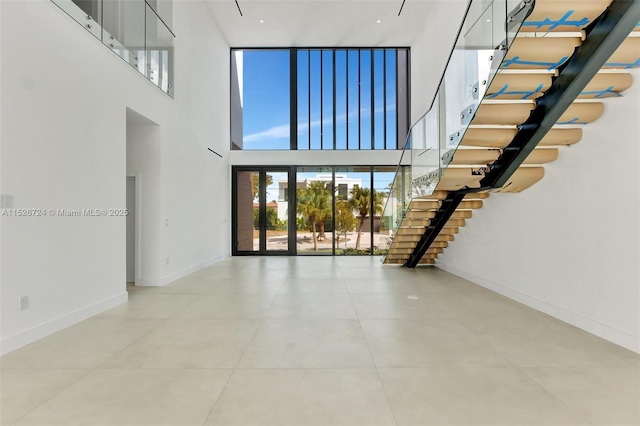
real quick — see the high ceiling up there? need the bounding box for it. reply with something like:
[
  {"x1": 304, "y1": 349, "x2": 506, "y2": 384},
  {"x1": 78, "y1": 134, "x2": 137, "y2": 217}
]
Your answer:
[{"x1": 204, "y1": 0, "x2": 443, "y2": 47}]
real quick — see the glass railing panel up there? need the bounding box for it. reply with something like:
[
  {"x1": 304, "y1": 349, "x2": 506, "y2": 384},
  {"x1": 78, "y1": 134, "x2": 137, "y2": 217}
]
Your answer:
[
  {"x1": 440, "y1": 3, "x2": 507, "y2": 172},
  {"x1": 380, "y1": 150, "x2": 411, "y2": 261},
  {"x1": 50, "y1": 0, "x2": 174, "y2": 97},
  {"x1": 410, "y1": 97, "x2": 441, "y2": 198},
  {"x1": 145, "y1": 3, "x2": 175, "y2": 97},
  {"x1": 51, "y1": 0, "x2": 103, "y2": 39},
  {"x1": 102, "y1": 0, "x2": 146, "y2": 73}
]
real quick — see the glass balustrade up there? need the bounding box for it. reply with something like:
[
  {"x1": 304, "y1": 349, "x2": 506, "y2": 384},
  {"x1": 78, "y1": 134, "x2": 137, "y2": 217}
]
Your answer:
[
  {"x1": 381, "y1": 0, "x2": 529, "y2": 263},
  {"x1": 50, "y1": 0, "x2": 174, "y2": 97}
]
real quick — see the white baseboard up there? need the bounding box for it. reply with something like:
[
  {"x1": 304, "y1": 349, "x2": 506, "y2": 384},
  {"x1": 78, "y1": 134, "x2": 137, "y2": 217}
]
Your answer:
[
  {"x1": 1, "y1": 292, "x2": 128, "y2": 356},
  {"x1": 436, "y1": 261, "x2": 640, "y2": 354},
  {"x1": 135, "y1": 253, "x2": 229, "y2": 287}
]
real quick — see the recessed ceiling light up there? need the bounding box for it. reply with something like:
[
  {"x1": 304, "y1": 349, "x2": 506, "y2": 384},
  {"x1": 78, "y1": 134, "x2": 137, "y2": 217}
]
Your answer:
[
  {"x1": 486, "y1": 18, "x2": 491, "y2": 22},
  {"x1": 376, "y1": 19, "x2": 382, "y2": 24},
  {"x1": 259, "y1": 19, "x2": 264, "y2": 23}
]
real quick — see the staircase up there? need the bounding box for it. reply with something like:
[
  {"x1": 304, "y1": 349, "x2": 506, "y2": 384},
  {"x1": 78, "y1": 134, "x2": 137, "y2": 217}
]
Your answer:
[{"x1": 382, "y1": 0, "x2": 640, "y2": 266}]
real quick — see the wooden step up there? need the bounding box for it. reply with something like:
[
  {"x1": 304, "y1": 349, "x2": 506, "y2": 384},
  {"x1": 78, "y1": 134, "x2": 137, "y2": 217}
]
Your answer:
[
  {"x1": 523, "y1": 148, "x2": 559, "y2": 164},
  {"x1": 385, "y1": 256, "x2": 409, "y2": 262},
  {"x1": 474, "y1": 102, "x2": 604, "y2": 126},
  {"x1": 393, "y1": 242, "x2": 419, "y2": 249},
  {"x1": 487, "y1": 72, "x2": 632, "y2": 100},
  {"x1": 449, "y1": 149, "x2": 501, "y2": 165},
  {"x1": 461, "y1": 127, "x2": 582, "y2": 148},
  {"x1": 389, "y1": 248, "x2": 413, "y2": 254},
  {"x1": 520, "y1": 0, "x2": 611, "y2": 33},
  {"x1": 405, "y1": 210, "x2": 437, "y2": 219},
  {"x1": 436, "y1": 168, "x2": 483, "y2": 191},
  {"x1": 497, "y1": 167, "x2": 545, "y2": 193},
  {"x1": 425, "y1": 247, "x2": 444, "y2": 255},
  {"x1": 397, "y1": 227, "x2": 425, "y2": 235},
  {"x1": 400, "y1": 219, "x2": 432, "y2": 227},
  {"x1": 487, "y1": 73, "x2": 552, "y2": 100},
  {"x1": 445, "y1": 219, "x2": 466, "y2": 227},
  {"x1": 418, "y1": 259, "x2": 436, "y2": 265},
  {"x1": 458, "y1": 200, "x2": 483, "y2": 209},
  {"x1": 473, "y1": 103, "x2": 534, "y2": 125},
  {"x1": 556, "y1": 102, "x2": 604, "y2": 124},
  {"x1": 502, "y1": 37, "x2": 581, "y2": 70},
  {"x1": 414, "y1": 190, "x2": 449, "y2": 200},
  {"x1": 580, "y1": 73, "x2": 634, "y2": 98},
  {"x1": 430, "y1": 241, "x2": 449, "y2": 249},
  {"x1": 409, "y1": 199, "x2": 441, "y2": 209},
  {"x1": 451, "y1": 210, "x2": 472, "y2": 219},
  {"x1": 393, "y1": 235, "x2": 421, "y2": 243},
  {"x1": 604, "y1": 38, "x2": 640, "y2": 69},
  {"x1": 464, "y1": 192, "x2": 490, "y2": 200}
]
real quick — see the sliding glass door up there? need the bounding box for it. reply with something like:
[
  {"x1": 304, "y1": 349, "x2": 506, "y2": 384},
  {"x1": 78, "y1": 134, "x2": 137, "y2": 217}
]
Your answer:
[{"x1": 233, "y1": 167, "x2": 294, "y2": 255}]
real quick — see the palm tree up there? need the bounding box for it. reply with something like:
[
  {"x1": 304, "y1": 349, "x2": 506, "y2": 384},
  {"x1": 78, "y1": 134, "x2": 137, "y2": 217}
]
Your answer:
[
  {"x1": 335, "y1": 200, "x2": 357, "y2": 249},
  {"x1": 296, "y1": 181, "x2": 332, "y2": 251},
  {"x1": 309, "y1": 181, "x2": 332, "y2": 240},
  {"x1": 349, "y1": 186, "x2": 384, "y2": 250},
  {"x1": 297, "y1": 187, "x2": 318, "y2": 251}
]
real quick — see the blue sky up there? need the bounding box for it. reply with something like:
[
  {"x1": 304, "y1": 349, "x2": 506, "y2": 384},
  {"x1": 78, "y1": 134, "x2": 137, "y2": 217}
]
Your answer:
[{"x1": 242, "y1": 49, "x2": 397, "y2": 150}]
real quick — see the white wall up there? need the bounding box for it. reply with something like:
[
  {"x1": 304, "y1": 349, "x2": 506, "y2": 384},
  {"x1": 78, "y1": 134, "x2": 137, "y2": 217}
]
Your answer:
[
  {"x1": 437, "y1": 70, "x2": 640, "y2": 353},
  {"x1": 0, "y1": 0, "x2": 230, "y2": 354},
  {"x1": 410, "y1": 0, "x2": 468, "y2": 125}
]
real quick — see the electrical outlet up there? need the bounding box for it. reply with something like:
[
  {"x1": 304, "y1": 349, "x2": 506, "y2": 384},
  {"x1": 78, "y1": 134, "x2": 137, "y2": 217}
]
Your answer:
[
  {"x1": 19, "y1": 296, "x2": 29, "y2": 310},
  {"x1": 209, "y1": 246, "x2": 212, "y2": 252},
  {"x1": 165, "y1": 257, "x2": 170, "y2": 265}
]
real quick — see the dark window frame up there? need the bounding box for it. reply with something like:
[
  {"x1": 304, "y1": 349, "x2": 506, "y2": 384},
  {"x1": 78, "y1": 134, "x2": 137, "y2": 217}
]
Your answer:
[{"x1": 230, "y1": 47, "x2": 410, "y2": 151}]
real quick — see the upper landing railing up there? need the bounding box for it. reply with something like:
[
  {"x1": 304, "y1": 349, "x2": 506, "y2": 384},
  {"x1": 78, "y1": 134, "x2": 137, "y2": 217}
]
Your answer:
[{"x1": 51, "y1": 0, "x2": 175, "y2": 97}]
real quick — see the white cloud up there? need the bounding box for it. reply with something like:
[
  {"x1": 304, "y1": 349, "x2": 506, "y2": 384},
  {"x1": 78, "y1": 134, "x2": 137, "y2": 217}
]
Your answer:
[{"x1": 244, "y1": 124, "x2": 290, "y2": 142}]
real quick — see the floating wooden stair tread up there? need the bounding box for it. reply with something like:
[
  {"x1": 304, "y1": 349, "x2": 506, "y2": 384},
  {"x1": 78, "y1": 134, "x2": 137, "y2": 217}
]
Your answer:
[
  {"x1": 414, "y1": 190, "x2": 449, "y2": 200},
  {"x1": 557, "y1": 102, "x2": 605, "y2": 124},
  {"x1": 580, "y1": 73, "x2": 633, "y2": 97},
  {"x1": 461, "y1": 127, "x2": 583, "y2": 148},
  {"x1": 458, "y1": 200, "x2": 483, "y2": 209},
  {"x1": 604, "y1": 38, "x2": 640, "y2": 68},
  {"x1": 474, "y1": 102, "x2": 604, "y2": 126},
  {"x1": 523, "y1": 148, "x2": 559, "y2": 164},
  {"x1": 498, "y1": 167, "x2": 545, "y2": 193},
  {"x1": 487, "y1": 73, "x2": 552, "y2": 99},
  {"x1": 464, "y1": 192, "x2": 490, "y2": 200},
  {"x1": 405, "y1": 210, "x2": 437, "y2": 219},
  {"x1": 488, "y1": 72, "x2": 632, "y2": 100},
  {"x1": 503, "y1": 37, "x2": 581, "y2": 70},
  {"x1": 449, "y1": 149, "x2": 501, "y2": 165},
  {"x1": 520, "y1": 0, "x2": 612, "y2": 33},
  {"x1": 410, "y1": 199, "x2": 441, "y2": 209},
  {"x1": 474, "y1": 103, "x2": 534, "y2": 125},
  {"x1": 436, "y1": 168, "x2": 483, "y2": 191}
]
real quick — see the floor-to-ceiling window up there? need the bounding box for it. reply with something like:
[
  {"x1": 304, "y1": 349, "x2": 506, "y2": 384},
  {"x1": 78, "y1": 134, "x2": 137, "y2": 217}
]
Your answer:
[
  {"x1": 233, "y1": 166, "x2": 405, "y2": 256},
  {"x1": 231, "y1": 48, "x2": 409, "y2": 151}
]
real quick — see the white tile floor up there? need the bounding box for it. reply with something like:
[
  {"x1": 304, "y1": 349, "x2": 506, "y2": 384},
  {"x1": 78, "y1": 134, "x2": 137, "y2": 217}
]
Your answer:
[{"x1": 1, "y1": 256, "x2": 639, "y2": 426}]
